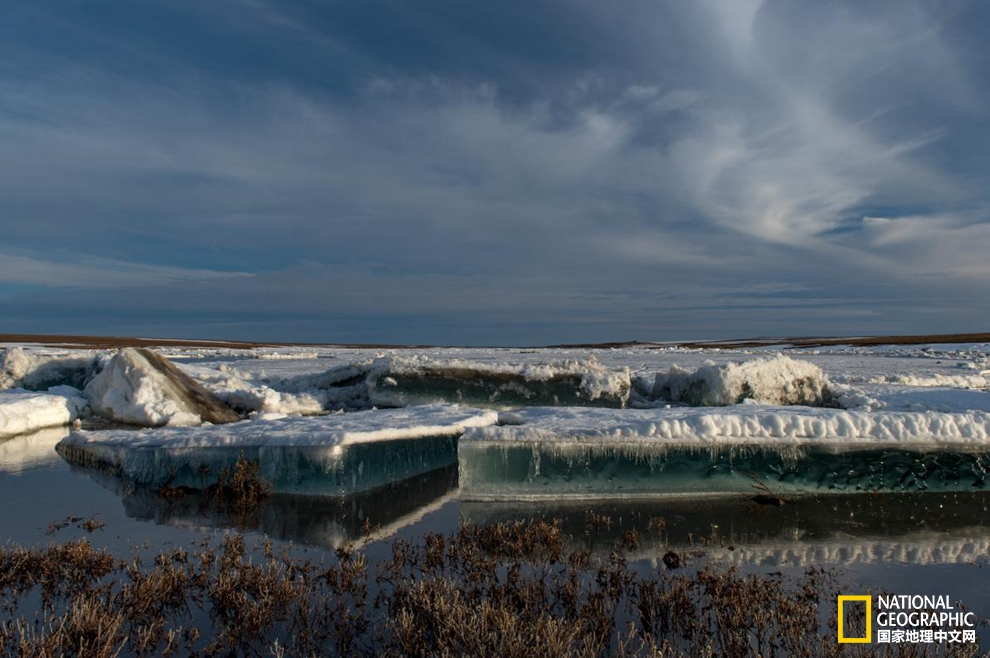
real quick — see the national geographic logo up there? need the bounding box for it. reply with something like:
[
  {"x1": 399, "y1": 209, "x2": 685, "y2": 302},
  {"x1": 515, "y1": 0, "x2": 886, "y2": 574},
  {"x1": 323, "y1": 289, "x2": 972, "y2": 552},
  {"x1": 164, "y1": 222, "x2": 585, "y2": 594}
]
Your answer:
[
  {"x1": 838, "y1": 594, "x2": 978, "y2": 645},
  {"x1": 837, "y1": 596, "x2": 871, "y2": 643}
]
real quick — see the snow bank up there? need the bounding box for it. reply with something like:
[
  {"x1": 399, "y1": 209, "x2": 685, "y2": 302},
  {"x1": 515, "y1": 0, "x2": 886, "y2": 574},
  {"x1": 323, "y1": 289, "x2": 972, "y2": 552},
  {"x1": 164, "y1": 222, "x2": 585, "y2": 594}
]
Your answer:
[
  {"x1": 0, "y1": 347, "x2": 104, "y2": 391},
  {"x1": 0, "y1": 388, "x2": 88, "y2": 439},
  {"x1": 462, "y1": 405, "x2": 990, "y2": 445},
  {"x1": 61, "y1": 404, "x2": 499, "y2": 449},
  {"x1": 369, "y1": 355, "x2": 630, "y2": 408},
  {"x1": 84, "y1": 348, "x2": 240, "y2": 427},
  {"x1": 652, "y1": 356, "x2": 835, "y2": 407}
]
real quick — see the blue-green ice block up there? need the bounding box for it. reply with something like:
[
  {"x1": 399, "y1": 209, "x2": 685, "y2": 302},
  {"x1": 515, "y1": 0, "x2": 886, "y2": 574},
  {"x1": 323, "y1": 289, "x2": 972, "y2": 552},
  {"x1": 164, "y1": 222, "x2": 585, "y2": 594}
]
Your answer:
[
  {"x1": 58, "y1": 435, "x2": 459, "y2": 496},
  {"x1": 457, "y1": 441, "x2": 990, "y2": 500}
]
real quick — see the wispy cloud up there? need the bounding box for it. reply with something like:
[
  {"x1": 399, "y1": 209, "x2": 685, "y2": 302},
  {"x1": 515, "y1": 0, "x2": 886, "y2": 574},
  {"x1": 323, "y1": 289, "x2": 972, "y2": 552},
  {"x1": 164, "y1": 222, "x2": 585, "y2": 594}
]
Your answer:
[
  {"x1": 0, "y1": 0, "x2": 987, "y2": 342},
  {"x1": 0, "y1": 251, "x2": 253, "y2": 289}
]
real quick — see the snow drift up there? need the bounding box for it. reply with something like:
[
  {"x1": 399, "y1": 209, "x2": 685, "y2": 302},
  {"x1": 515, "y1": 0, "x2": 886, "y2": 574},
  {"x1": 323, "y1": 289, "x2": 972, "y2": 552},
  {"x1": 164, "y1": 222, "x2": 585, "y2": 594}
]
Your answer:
[
  {"x1": 84, "y1": 348, "x2": 240, "y2": 427},
  {"x1": 652, "y1": 356, "x2": 835, "y2": 407}
]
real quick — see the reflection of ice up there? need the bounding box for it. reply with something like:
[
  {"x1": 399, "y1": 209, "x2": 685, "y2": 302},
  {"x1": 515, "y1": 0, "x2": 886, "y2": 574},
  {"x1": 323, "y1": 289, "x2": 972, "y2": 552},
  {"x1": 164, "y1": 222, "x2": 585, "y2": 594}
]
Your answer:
[
  {"x1": 69, "y1": 460, "x2": 459, "y2": 549},
  {"x1": 0, "y1": 426, "x2": 70, "y2": 473},
  {"x1": 459, "y1": 441, "x2": 990, "y2": 500},
  {"x1": 461, "y1": 493, "x2": 990, "y2": 565}
]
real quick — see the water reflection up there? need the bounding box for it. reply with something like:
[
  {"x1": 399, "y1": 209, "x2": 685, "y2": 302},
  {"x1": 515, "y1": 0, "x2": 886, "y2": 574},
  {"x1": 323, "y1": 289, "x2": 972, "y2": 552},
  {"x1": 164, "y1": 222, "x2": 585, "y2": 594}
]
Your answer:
[
  {"x1": 59, "y1": 450, "x2": 990, "y2": 568},
  {"x1": 0, "y1": 427, "x2": 70, "y2": 473},
  {"x1": 461, "y1": 493, "x2": 990, "y2": 566},
  {"x1": 66, "y1": 460, "x2": 458, "y2": 548}
]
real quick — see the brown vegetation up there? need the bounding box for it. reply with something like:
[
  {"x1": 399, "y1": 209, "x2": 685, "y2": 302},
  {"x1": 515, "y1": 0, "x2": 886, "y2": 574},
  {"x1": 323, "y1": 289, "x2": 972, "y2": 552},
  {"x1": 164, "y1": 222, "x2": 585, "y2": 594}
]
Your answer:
[{"x1": 1, "y1": 518, "x2": 986, "y2": 657}]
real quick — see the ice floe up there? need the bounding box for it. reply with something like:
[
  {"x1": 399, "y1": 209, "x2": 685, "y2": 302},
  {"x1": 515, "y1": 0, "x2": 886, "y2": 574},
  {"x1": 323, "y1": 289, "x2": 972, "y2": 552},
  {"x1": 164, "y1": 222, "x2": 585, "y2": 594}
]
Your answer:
[
  {"x1": 57, "y1": 405, "x2": 498, "y2": 495},
  {"x1": 462, "y1": 405, "x2": 990, "y2": 445},
  {"x1": 0, "y1": 389, "x2": 88, "y2": 439},
  {"x1": 63, "y1": 404, "x2": 498, "y2": 449}
]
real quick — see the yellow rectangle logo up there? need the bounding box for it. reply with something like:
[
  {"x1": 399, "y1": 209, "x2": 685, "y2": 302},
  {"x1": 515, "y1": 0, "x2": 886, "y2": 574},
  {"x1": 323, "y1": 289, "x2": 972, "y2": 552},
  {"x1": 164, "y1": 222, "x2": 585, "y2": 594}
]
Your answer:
[{"x1": 838, "y1": 595, "x2": 872, "y2": 643}]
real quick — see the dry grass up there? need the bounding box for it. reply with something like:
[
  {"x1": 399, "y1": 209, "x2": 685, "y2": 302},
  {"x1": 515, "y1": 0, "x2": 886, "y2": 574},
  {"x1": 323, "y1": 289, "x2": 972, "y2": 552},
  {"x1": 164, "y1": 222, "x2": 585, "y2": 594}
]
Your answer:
[
  {"x1": 0, "y1": 520, "x2": 986, "y2": 657},
  {"x1": 205, "y1": 453, "x2": 273, "y2": 516}
]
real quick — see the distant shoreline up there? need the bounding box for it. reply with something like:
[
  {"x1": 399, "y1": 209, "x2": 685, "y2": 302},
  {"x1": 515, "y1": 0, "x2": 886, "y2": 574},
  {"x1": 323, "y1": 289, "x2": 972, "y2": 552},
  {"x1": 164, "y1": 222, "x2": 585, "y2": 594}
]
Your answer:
[{"x1": 1, "y1": 332, "x2": 988, "y2": 351}]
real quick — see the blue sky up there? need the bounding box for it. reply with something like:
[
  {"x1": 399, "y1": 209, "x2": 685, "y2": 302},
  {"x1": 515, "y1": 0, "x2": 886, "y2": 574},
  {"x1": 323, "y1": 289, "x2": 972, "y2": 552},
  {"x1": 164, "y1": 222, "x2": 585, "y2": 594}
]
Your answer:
[{"x1": 2, "y1": 0, "x2": 989, "y2": 345}]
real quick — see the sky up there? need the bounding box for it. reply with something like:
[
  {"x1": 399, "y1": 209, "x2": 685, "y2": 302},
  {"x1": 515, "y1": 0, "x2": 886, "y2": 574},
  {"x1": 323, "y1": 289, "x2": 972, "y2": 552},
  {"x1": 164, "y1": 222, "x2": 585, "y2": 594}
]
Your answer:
[{"x1": 1, "y1": 0, "x2": 989, "y2": 345}]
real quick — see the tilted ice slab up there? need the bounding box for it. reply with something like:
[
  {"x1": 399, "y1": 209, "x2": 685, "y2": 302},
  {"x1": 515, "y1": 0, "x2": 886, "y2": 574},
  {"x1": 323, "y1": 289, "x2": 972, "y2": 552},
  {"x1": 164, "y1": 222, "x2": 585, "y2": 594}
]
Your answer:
[
  {"x1": 58, "y1": 405, "x2": 498, "y2": 496},
  {"x1": 0, "y1": 388, "x2": 88, "y2": 440},
  {"x1": 460, "y1": 406, "x2": 990, "y2": 500},
  {"x1": 368, "y1": 355, "x2": 630, "y2": 408},
  {"x1": 85, "y1": 348, "x2": 240, "y2": 427}
]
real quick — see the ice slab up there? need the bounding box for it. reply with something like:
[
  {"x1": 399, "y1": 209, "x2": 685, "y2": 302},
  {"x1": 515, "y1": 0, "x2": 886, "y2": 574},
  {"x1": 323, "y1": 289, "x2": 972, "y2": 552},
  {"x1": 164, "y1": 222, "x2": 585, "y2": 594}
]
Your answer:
[
  {"x1": 57, "y1": 405, "x2": 498, "y2": 496},
  {"x1": 0, "y1": 389, "x2": 88, "y2": 439},
  {"x1": 85, "y1": 348, "x2": 240, "y2": 427},
  {"x1": 459, "y1": 440, "x2": 990, "y2": 500},
  {"x1": 465, "y1": 406, "x2": 990, "y2": 445},
  {"x1": 461, "y1": 493, "x2": 990, "y2": 565},
  {"x1": 368, "y1": 355, "x2": 630, "y2": 408}
]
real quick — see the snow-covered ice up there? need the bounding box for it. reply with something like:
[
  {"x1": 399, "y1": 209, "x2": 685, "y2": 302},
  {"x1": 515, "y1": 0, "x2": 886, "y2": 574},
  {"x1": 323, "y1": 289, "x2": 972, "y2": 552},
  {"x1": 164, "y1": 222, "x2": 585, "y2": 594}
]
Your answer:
[
  {"x1": 2, "y1": 341, "x2": 989, "y2": 499},
  {"x1": 57, "y1": 405, "x2": 498, "y2": 495},
  {"x1": 0, "y1": 388, "x2": 88, "y2": 439},
  {"x1": 63, "y1": 404, "x2": 497, "y2": 450},
  {"x1": 464, "y1": 405, "x2": 990, "y2": 445}
]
